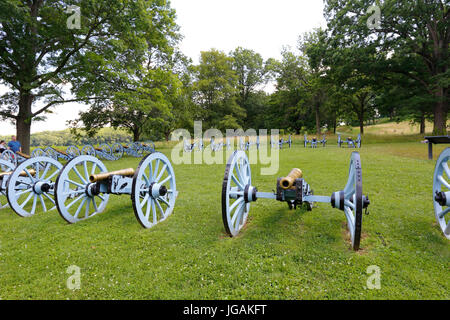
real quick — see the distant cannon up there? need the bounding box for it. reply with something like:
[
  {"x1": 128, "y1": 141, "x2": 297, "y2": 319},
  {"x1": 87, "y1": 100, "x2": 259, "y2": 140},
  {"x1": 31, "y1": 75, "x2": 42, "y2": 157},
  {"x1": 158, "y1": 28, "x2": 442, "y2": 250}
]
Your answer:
[{"x1": 338, "y1": 134, "x2": 362, "y2": 148}]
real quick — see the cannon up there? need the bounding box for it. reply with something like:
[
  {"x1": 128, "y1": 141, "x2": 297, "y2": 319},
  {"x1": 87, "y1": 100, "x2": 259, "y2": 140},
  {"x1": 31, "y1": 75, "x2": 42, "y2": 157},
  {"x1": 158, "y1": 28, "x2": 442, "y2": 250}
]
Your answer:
[
  {"x1": 140, "y1": 141, "x2": 156, "y2": 154},
  {"x1": 184, "y1": 139, "x2": 204, "y2": 153},
  {"x1": 221, "y1": 151, "x2": 370, "y2": 250},
  {"x1": 54, "y1": 152, "x2": 178, "y2": 228},
  {"x1": 81, "y1": 143, "x2": 122, "y2": 160},
  {"x1": 209, "y1": 138, "x2": 231, "y2": 152},
  {"x1": 306, "y1": 135, "x2": 325, "y2": 148},
  {"x1": 433, "y1": 148, "x2": 450, "y2": 239},
  {"x1": 45, "y1": 146, "x2": 80, "y2": 161},
  {"x1": 304, "y1": 134, "x2": 311, "y2": 148},
  {"x1": 279, "y1": 135, "x2": 292, "y2": 149},
  {"x1": 338, "y1": 134, "x2": 361, "y2": 148},
  {"x1": 319, "y1": 135, "x2": 327, "y2": 147},
  {"x1": 2, "y1": 156, "x2": 62, "y2": 217},
  {"x1": 119, "y1": 143, "x2": 140, "y2": 158}
]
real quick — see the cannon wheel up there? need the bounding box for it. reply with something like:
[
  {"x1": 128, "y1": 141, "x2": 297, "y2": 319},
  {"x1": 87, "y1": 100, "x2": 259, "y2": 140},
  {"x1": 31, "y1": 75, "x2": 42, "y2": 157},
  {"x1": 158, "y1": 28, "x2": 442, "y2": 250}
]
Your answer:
[
  {"x1": 55, "y1": 155, "x2": 110, "y2": 224},
  {"x1": 222, "y1": 151, "x2": 251, "y2": 237},
  {"x1": 81, "y1": 144, "x2": 96, "y2": 156},
  {"x1": 6, "y1": 157, "x2": 62, "y2": 217},
  {"x1": 131, "y1": 152, "x2": 177, "y2": 229},
  {"x1": 66, "y1": 145, "x2": 81, "y2": 159},
  {"x1": 31, "y1": 148, "x2": 46, "y2": 158},
  {"x1": 433, "y1": 148, "x2": 450, "y2": 239},
  {"x1": 342, "y1": 152, "x2": 363, "y2": 250},
  {"x1": 44, "y1": 147, "x2": 58, "y2": 160},
  {"x1": 111, "y1": 143, "x2": 124, "y2": 160},
  {"x1": 99, "y1": 143, "x2": 112, "y2": 159},
  {"x1": 0, "y1": 159, "x2": 15, "y2": 209},
  {"x1": 1, "y1": 150, "x2": 17, "y2": 167}
]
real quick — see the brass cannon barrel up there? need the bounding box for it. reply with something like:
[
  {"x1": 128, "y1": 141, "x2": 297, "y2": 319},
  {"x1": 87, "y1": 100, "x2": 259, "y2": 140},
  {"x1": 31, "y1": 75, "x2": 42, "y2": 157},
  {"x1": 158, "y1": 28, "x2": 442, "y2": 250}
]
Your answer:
[
  {"x1": 53, "y1": 148, "x2": 68, "y2": 156},
  {"x1": 0, "y1": 169, "x2": 36, "y2": 178},
  {"x1": 16, "y1": 151, "x2": 31, "y2": 159},
  {"x1": 280, "y1": 168, "x2": 303, "y2": 190},
  {"x1": 89, "y1": 168, "x2": 135, "y2": 183}
]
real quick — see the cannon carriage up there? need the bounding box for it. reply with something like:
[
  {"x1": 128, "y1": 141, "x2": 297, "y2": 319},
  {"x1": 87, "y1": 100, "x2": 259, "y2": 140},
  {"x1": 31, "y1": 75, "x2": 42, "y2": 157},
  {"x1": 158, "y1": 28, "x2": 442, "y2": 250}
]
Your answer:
[
  {"x1": 81, "y1": 143, "x2": 124, "y2": 160},
  {"x1": 338, "y1": 134, "x2": 362, "y2": 148},
  {"x1": 221, "y1": 151, "x2": 370, "y2": 250},
  {"x1": 54, "y1": 152, "x2": 178, "y2": 228},
  {"x1": 44, "y1": 146, "x2": 81, "y2": 161},
  {"x1": 0, "y1": 156, "x2": 62, "y2": 217},
  {"x1": 184, "y1": 139, "x2": 204, "y2": 153}
]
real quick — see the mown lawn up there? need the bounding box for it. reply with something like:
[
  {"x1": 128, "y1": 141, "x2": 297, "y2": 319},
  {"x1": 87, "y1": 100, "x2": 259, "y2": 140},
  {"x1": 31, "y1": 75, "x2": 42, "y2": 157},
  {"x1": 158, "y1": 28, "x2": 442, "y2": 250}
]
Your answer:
[{"x1": 0, "y1": 140, "x2": 448, "y2": 299}]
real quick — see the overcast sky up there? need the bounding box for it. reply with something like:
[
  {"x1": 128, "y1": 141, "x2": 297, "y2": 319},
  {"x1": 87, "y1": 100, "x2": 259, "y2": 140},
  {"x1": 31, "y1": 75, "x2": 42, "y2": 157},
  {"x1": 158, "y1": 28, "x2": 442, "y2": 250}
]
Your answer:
[{"x1": 0, "y1": 0, "x2": 326, "y2": 135}]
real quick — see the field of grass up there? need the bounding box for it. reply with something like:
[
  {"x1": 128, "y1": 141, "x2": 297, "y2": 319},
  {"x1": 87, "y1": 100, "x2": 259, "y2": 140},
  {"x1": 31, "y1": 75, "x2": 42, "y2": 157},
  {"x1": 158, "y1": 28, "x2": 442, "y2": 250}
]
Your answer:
[{"x1": 0, "y1": 137, "x2": 449, "y2": 300}]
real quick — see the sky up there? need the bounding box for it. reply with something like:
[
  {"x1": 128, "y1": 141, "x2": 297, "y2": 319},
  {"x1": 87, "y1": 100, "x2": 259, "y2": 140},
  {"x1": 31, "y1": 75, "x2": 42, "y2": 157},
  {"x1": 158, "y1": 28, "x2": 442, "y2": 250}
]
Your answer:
[{"x1": 0, "y1": 0, "x2": 327, "y2": 136}]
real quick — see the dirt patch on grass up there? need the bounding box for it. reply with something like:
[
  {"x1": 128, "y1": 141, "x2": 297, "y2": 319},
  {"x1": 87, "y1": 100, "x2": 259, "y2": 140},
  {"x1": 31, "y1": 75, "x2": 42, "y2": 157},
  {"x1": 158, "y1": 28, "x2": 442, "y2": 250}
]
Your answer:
[{"x1": 342, "y1": 221, "x2": 370, "y2": 254}]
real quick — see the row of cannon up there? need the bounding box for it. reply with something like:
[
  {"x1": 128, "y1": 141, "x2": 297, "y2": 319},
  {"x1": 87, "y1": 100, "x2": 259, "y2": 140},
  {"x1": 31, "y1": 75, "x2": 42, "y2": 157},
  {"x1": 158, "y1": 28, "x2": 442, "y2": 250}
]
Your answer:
[
  {"x1": 0, "y1": 152, "x2": 174, "y2": 228},
  {"x1": 184, "y1": 134, "x2": 361, "y2": 152},
  {"x1": 184, "y1": 136, "x2": 293, "y2": 153},
  {"x1": 0, "y1": 141, "x2": 156, "y2": 167},
  {"x1": 304, "y1": 134, "x2": 362, "y2": 148},
  {"x1": 1, "y1": 146, "x2": 449, "y2": 249}
]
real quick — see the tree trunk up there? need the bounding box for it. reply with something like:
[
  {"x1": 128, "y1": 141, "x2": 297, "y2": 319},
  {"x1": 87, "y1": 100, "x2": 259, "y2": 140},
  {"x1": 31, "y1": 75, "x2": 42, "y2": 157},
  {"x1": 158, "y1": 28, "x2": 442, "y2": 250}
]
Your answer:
[
  {"x1": 133, "y1": 129, "x2": 140, "y2": 142},
  {"x1": 315, "y1": 103, "x2": 321, "y2": 135},
  {"x1": 433, "y1": 88, "x2": 448, "y2": 135},
  {"x1": 16, "y1": 92, "x2": 34, "y2": 155},
  {"x1": 419, "y1": 113, "x2": 426, "y2": 135}
]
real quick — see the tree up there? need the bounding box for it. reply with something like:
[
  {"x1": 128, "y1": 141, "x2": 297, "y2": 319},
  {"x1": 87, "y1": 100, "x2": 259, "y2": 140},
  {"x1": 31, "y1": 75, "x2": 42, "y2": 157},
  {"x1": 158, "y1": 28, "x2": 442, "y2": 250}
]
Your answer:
[
  {"x1": 230, "y1": 47, "x2": 267, "y2": 128},
  {"x1": 193, "y1": 49, "x2": 245, "y2": 129},
  {"x1": 324, "y1": 0, "x2": 449, "y2": 134},
  {"x1": 0, "y1": 0, "x2": 178, "y2": 153}
]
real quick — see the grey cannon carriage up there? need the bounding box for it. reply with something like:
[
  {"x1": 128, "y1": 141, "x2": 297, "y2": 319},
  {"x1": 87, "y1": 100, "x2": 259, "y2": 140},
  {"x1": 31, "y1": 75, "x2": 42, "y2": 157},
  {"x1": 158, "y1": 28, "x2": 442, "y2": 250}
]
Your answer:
[
  {"x1": 54, "y1": 152, "x2": 178, "y2": 228},
  {"x1": 338, "y1": 134, "x2": 362, "y2": 148},
  {"x1": 45, "y1": 146, "x2": 81, "y2": 161},
  {"x1": 81, "y1": 143, "x2": 124, "y2": 160},
  {"x1": 221, "y1": 151, "x2": 370, "y2": 250},
  {"x1": 0, "y1": 156, "x2": 62, "y2": 217}
]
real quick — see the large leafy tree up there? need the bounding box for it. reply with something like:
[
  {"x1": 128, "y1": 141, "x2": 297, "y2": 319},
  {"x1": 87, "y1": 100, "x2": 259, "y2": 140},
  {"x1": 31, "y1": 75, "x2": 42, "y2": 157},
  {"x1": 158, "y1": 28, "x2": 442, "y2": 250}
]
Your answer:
[
  {"x1": 193, "y1": 49, "x2": 245, "y2": 128},
  {"x1": 0, "y1": 0, "x2": 177, "y2": 153},
  {"x1": 230, "y1": 47, "x2": 268, "y2": 128},
  {"x1": 324, "y1": 0, "x2": 449, "y2": 134}
]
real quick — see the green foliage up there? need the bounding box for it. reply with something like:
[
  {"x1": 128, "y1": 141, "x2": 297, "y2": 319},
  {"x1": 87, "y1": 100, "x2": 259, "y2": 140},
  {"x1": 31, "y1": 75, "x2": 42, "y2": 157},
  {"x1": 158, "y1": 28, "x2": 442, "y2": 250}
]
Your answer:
[
  {"x1": 0, "y1": 127, "x2": 131, "y2": 148},
  {"x1": 193, "y1": 49, "x2": 245, "y2": 128}
]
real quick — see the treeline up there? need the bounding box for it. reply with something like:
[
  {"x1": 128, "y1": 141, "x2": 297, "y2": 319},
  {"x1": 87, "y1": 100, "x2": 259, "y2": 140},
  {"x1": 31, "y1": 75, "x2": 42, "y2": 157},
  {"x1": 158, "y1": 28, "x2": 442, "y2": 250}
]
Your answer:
[
  {"x1": 73, "y1": 1, "x2": 448, "y2": 140},
  {"x1": 0, "y1": 128, "x2": 130, "y2": 147},
  {"x1": 0, "y1": 1, "x2": 448, "y2": 153}
]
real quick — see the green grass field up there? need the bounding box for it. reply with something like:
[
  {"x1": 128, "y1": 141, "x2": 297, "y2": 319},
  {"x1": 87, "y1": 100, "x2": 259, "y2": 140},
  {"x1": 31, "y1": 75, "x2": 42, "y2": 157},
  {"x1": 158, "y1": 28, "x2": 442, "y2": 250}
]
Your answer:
[{"x1": 0, "y1": 137, "x2": 449, "y2": 300}]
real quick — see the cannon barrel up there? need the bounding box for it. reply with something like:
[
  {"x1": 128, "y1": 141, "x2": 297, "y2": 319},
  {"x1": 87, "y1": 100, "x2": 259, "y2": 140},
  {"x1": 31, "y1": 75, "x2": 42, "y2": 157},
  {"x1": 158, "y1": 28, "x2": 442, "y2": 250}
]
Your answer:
[
  {"x1": 0, "y1": 169, "x2": 36, "y2": 178},
  {"x1": 280, "y1": 168, "x2": 303, "y2": 190},
  {"x1": 89, "y1": 168, "x2": 135, "y2": 183},
  {"x1": 53, "y1": 148, "x2": 68, "y2": 156},
  {"x1": 16, "y1": 151, "x2": 31, "y2": 159}
]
